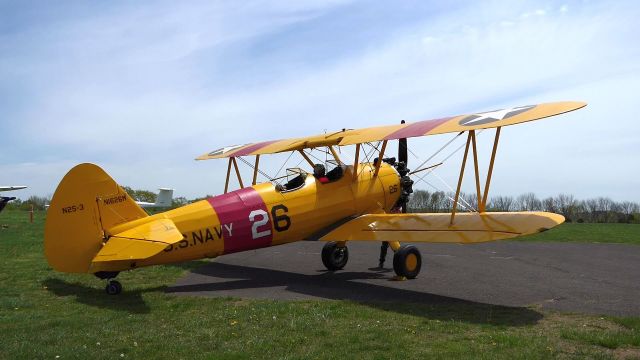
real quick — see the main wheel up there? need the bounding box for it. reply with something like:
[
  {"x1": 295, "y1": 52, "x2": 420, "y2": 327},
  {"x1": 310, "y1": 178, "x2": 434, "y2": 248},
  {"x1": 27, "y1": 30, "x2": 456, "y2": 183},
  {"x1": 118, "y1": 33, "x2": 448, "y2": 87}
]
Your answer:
[
  {"x1": 105, "y1": 280, "x2": 123, "y2": 295},
  {"x1": 321, "y1": 242, "x2": 349, "y2": 270},
  {"x1": 393, "y1": 245, "x2": 422, "y2": 279}
]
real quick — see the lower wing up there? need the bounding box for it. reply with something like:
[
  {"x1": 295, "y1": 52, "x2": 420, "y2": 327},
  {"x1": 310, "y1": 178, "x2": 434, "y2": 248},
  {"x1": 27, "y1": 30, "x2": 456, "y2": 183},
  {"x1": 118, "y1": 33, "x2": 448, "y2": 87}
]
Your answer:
[{"x1": 319, "y1": 212, "x2": 564, "y2": 244}]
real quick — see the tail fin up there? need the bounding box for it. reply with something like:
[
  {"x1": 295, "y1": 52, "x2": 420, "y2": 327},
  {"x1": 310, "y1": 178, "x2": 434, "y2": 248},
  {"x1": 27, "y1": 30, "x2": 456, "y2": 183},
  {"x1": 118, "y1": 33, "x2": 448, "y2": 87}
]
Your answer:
[
  {"x1": 44, "y1": 163, "x2": 148, "y2": 273},
  {"x1": 155, "y1": 188, "x2": 173, "y2": 207}
]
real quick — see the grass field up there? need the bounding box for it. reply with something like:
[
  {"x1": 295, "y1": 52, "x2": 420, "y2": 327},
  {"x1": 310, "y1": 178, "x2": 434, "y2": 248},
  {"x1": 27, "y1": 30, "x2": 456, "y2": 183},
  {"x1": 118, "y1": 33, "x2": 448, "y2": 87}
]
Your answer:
[
  {"x1": 520, "y1": 223, "x2": 640, "y2": 244},
  {"x1": 1, "y1": 210, "x2": 639, "y2": 359}
]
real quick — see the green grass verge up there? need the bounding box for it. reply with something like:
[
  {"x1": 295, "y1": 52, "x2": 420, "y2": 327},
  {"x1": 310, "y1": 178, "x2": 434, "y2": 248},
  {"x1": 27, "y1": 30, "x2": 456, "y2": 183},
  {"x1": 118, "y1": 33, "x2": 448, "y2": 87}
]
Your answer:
[
  {"x1": 518, "y1": 223, "x2": 640, "y2": 244},
  {"x1": 1, "y1": 210, "x2": 639, "y2": 359}
]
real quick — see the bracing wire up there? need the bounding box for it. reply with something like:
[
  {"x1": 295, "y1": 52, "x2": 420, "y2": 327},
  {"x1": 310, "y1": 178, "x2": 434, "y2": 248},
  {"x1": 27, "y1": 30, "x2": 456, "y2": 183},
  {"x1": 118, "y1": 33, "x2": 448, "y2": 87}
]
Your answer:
[
  {"x1": 421, "y1": 178, "x2": 475, "y2": 212},
  {"x1": 410, "y1": 129, "x2": 486, "y2": 213},
  {"x1": 237, "y1": 156, "x2": 273, "y2": 182},
  {"x1": 273, "y1": 151, "x2": 294, "y2": 179},
  {"x1": 432, "y1": 172, "x2": 477, "y2": 211}
]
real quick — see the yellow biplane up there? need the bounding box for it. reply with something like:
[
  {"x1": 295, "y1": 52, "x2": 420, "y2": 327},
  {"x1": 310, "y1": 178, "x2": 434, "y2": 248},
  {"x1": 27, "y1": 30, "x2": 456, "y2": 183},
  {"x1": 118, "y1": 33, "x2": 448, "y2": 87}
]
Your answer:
[{"x1": 45, "y1": 101, "x2": 586, "y2": 295}]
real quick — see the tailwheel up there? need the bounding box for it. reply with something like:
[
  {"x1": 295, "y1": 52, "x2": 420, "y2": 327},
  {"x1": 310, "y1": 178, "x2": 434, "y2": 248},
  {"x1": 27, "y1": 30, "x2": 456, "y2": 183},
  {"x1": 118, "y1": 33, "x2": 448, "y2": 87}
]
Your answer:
[
  {"x1": 105, "y1": 280, "x2": 123, "y2": 295},
  {"x1": 321, "y1": 241, "x2": 349, "y2": 271},
  {"x1": 393, "y1": 245, "x2": 422, "y2": 279}
]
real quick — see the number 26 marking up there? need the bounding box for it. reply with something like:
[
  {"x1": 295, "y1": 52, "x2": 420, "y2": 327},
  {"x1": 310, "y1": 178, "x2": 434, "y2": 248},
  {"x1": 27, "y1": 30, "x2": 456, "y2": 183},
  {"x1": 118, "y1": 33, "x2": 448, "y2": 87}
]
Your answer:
[{"x1": 249, "y1": 209, "x2": 271, "y2": 240}]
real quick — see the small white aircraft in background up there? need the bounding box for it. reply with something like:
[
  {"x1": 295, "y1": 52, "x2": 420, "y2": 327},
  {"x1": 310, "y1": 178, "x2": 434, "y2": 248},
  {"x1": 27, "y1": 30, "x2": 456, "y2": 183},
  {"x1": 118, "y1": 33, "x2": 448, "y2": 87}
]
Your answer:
[
  {"x1": 0, "y1": 186, "x2": 27, "y2": 213},
  {"x1": 135, "y1": 188, "x2": 174, "y2": 208}
]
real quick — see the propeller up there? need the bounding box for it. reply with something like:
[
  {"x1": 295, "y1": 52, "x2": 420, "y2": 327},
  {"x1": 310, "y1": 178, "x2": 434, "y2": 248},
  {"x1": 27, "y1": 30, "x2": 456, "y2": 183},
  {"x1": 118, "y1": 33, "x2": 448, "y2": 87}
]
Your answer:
[
  {"x1": 397, "y1": 120, "x2": 411, "y2": 214},
  {"x1": 398, "y1": 120, "x2": 408, "y2": 165},
  {"x1": 377, "y1": 120, "x2": 414, "y2": 268}
]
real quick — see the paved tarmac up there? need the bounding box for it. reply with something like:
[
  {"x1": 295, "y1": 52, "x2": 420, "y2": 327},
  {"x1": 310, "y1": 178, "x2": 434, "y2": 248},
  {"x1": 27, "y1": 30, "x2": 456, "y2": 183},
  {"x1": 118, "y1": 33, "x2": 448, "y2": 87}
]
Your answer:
[{"x1": 168, "y1": 241, "x2": 640, "y2": 317}]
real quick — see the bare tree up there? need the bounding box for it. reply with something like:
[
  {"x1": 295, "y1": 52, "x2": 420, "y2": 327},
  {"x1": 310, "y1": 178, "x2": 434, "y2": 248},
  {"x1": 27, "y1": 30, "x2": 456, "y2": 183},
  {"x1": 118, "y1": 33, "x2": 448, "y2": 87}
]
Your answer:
[
  {"x1": 516, "y1": 192, "x2": 541, "y2": 211},
  {"x1": 555, "y1": 194, "x2": 578, "y2": 221},
  {"x1": 583, "y1": 199, "x2": 599, "y2": 222},
  {"x1": 617, "y1": 201, "x2": 637, "y2": 223},
  {"x1": 542, "y1": 197, "x2": 557, "y2": 213},
  {"x1": 491, "y1": 195, "x2": 515, "y2": 211},
  {"x1": 431, "y1": 191, "x2": 448, "y2": 212},
  {"x1": 406, "y1": 189, "x2": 637, "y2": 223},
  {"x1": 408, "y1": 190, "x2": 429, "y2": 211},
  {"x1": 466, "y1": 192, "x2": 479, "y2": 212},
  {"x1": 596, "y1": 197, "x2": 615, "y2": 223}
]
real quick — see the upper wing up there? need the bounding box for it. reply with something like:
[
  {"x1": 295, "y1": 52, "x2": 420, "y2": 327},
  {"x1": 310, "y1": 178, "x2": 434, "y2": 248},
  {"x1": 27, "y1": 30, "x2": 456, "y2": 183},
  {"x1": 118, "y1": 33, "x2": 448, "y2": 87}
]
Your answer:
[
  {"x1": 338, "y1": 101, "x2": 585, "y2": 145},
  {"x1": 196, "y1": 101, "x2": 586, "y2": 160},
  {"x1": 318, "y1": 212, "x2": 564, "y2": 244}
]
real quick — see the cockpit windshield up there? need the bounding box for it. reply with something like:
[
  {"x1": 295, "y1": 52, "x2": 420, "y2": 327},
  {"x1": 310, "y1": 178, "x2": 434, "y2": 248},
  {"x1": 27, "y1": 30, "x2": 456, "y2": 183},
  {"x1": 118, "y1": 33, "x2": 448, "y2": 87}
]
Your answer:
[{"x1": 275, "y1": 168, "x2": 308, "y2": 192}]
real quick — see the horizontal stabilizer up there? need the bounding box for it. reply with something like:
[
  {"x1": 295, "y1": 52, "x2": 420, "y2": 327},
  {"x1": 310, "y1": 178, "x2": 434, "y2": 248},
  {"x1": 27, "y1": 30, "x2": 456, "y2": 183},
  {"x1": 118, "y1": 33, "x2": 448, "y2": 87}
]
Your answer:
[
  {"x1": 320, "y1": 212, "x2": 564, "y2": 244},
  {"x1": 92, "y1": 218, "x2": 183, "y2": 263}
]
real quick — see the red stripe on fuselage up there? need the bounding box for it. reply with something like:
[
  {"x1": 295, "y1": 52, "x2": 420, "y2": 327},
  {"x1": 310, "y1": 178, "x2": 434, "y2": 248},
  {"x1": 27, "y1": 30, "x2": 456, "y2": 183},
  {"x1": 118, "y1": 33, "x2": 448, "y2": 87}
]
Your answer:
[
  {"x1": 207, "y1": 187, "x2": 273, "y2": 254},
  {"x1": 384, "y1": 117, "x2": 452, "y2": 140}
]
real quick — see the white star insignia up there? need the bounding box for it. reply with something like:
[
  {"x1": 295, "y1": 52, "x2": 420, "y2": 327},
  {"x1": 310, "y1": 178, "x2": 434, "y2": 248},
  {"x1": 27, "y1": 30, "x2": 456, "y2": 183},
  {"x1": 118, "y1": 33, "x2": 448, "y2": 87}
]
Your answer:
[
  {"x1": 209, "y1": 144, "x2": 246, "y2": 156},
  {"x1": 460, "y1": 105, "x2": 535, "y2": 126}
]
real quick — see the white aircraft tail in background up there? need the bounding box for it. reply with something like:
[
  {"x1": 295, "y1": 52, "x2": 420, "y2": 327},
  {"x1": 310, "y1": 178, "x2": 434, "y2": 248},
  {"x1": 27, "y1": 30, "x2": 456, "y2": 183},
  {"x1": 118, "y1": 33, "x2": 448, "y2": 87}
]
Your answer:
[
  {"x1": 0, "y1": 186, "x2": 27, "y2": 192},
  {"x1": 136, "y1": 188, "x2": 173, "y2": 208},
  {"x1": 0, "y1": 186, "x2": 27, "y2": 213}
]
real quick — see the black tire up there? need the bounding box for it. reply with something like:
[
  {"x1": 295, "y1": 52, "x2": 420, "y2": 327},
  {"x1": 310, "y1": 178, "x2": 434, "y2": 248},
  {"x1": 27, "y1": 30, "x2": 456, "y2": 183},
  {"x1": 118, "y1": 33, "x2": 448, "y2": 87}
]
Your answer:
[
  {"x1": 321, "y1": 242, "x2": 349, "y2": 270},
  {"x1": 393, "y1": 245, "x2": 422, "y2": 279},
  {"x1": 105, "y1": 280, "x2": 122, "y2": 295}
]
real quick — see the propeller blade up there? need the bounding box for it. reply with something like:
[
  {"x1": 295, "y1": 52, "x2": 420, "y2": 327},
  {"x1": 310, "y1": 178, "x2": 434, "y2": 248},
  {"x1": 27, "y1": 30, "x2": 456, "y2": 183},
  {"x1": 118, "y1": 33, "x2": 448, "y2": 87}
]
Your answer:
[
  {"x1": 397, "y1": 120, "x2": 410, "y2": 213},
  {"x1": 398, "y1": 120, "x2": 408, "y2": 165}
]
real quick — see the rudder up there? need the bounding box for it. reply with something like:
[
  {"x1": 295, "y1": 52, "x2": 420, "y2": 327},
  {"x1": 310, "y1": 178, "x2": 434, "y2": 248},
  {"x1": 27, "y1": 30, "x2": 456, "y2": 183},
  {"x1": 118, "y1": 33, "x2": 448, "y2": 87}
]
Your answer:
[{"x1": 44, "y1": 163, "x2": 148, "y2": 273}]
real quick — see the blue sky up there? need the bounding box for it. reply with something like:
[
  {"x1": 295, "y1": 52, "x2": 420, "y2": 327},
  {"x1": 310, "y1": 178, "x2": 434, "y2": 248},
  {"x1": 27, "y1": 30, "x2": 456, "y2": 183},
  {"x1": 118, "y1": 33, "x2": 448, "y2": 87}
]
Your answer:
[{"x1": 1, "y1": 0, "x2": 639, "y2": 201}]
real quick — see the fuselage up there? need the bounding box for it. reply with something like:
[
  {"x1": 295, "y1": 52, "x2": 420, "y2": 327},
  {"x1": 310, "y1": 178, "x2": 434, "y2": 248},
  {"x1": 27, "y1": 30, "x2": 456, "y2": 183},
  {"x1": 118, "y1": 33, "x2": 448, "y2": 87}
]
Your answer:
[{"x1": 107, "y1": 163, "x2": 401, "y2": 270}]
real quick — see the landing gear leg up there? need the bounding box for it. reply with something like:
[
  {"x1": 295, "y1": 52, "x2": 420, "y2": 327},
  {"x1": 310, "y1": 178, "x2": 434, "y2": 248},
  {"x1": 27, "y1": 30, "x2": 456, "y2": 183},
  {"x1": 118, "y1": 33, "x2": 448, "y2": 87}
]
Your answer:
[
  {"x1": 94, "y1": 271, "x2": 123, "y2": 295},
  {"x1": 378, "y1": 241, "x2": 389, "y2": 268}
]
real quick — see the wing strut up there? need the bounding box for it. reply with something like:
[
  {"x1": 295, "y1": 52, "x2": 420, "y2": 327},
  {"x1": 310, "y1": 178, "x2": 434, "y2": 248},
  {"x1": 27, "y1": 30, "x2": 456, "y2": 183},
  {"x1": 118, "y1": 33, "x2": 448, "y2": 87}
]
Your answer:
[
  {"x1": 328, "y1": 146, "x2": 343, "y2": 165},
  {"x1": 224, "y1": 158, "x2": 232, "y2": 194},
  {"x1": 450, "y1": 127, "x2": 503, "y2": 224},
  {"x1": 252, "y1": 155, "x2": 260, "y2": 185},
  {"x1": 298, "y1": 150, "x2": 315, "y2": 168},
  {"x1": 373, "y1": 140, "x2": 388, "y2": 177},
  {"x1": 353, "y1": 144, "x2": 360, "y2": 181},
  {"x1": 232, "y1": 157, "x2": 244, "y2": 189},
  {"x1": 224, "y1": 157, "x2": 245, "y2": 193},
  {"x1": 470, "y1": 130, "x2": 482, "y2": 211},
  {"x1": 481, "y1": 127, "x2": 501, "y2": 212},
  {"x1": 450, "y1": 132, "x2": 472, "y2": 225}
]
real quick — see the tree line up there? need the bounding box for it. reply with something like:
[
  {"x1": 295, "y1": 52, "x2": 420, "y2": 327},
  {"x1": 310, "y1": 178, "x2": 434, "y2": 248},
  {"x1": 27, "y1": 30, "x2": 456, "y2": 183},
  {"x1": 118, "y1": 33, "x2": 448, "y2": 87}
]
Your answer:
[
  {"x1": 408, "y1": 190, "x2": 640, "y2": 224},
  {"x1": 6, "y1": 187, "x2": 640, "y2": 224}
]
